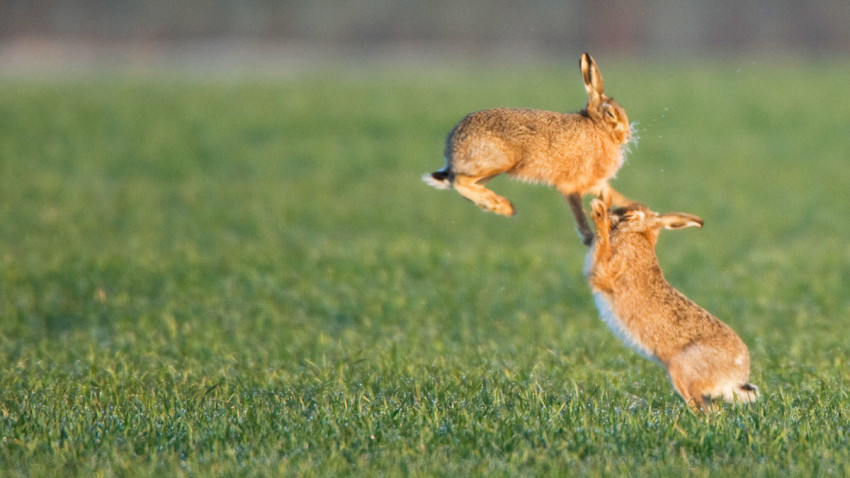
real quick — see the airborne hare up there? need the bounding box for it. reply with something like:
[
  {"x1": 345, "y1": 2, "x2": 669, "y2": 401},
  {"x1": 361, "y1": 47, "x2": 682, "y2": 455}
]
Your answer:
[{"x1": 424, "y1": 53, "x2": 634, "y2": 244}]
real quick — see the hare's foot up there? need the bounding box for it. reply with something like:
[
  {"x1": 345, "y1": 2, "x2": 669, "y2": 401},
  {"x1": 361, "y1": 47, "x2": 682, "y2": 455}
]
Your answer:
[
  {"x1": 669, "y1": 361, "x2": 715, "y2": 413},
  {"x1": 479, "y1": 196, "x2": 515, "y2": 216},
  {"x1": 453, "y1": 175, "x2": 515, "y2": 216}
]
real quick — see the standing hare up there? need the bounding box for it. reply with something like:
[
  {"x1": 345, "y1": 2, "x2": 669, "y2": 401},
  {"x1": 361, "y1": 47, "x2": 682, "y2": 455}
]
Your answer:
[
  {"x1": 585, "y1": 199, "x2": 759, "y2": 411},
  {"x1": 423, "y1": 53, "x2": 634, "y2": 244}
]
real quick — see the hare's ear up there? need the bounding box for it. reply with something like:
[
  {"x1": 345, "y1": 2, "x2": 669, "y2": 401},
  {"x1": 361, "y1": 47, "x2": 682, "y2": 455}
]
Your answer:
[
  {"x1": 659, "y1": 213, "x2": 704, "y2": 230},
  {"x1": 581, "y1": 53, "x2": 605, "y2": 106}
]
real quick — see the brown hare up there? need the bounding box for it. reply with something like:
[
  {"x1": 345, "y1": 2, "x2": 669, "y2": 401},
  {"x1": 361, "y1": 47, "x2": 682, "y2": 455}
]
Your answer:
[
  {"x1": 423, "y1": 53, "x2": 634, "y2": 245},
  {"x1": 585, "y1": 199, "x2": 759, "y2": 411}
]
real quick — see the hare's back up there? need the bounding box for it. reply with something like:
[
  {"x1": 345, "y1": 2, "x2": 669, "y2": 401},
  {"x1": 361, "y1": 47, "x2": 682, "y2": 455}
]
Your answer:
[
  {"x1": 450, "y1": 108, "x2": 572, "y2": 143},
  {"x1": 448, "y1": 108, "x2": 596, "y2": 181}
]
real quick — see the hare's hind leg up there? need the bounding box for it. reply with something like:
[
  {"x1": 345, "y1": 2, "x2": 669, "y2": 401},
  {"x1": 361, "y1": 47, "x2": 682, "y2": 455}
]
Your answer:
[
  {"x1": 668, "y1": 371, "x2": 705, "y2": 412},
  {"x1": 448, "y1": 139, "x2": 516, "y2": 216},
  {"x1": 452, "y1": 174, "x2": 515, "y2": 216},
  {"x1": 668, "y1": 357, "x2": 714, "y2": 412}
]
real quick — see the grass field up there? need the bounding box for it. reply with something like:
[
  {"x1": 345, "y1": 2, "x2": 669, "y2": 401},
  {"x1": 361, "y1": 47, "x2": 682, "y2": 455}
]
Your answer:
[{"x1": 1, "y1": 58, "x2": 850, "y2": 476}]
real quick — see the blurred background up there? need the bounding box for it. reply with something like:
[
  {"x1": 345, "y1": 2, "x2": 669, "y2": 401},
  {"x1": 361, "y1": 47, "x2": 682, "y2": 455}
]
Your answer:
[{"x1": 2, "y1": 0, "x2": 849, "y2": 74}]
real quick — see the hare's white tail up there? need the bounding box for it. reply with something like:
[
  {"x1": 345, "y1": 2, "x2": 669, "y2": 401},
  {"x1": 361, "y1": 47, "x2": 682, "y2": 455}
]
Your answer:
[
  {"x1": 733, "y1": 383, "x2": 760, "y2": 403},
  {"x1": 422, "y1": 169, "x2": 452, "y2": 190},
  {"x1": 713, "y1": 382, "x2": 759, "y2": 404}
]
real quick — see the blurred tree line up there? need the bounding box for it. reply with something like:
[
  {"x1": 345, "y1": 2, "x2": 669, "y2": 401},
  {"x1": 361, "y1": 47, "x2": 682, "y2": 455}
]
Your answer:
[{"x1": 2, "y1": 0, "x2": 849, "y2": 57}]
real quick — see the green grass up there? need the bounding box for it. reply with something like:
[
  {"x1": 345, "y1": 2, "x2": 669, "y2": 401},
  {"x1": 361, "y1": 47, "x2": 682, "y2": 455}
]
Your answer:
[{"x1": 1, "y1": 59, "x2": 850, "y2": 476}]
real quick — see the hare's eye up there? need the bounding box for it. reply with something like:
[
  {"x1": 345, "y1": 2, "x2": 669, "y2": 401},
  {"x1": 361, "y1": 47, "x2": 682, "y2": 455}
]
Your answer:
[
  {"x1": 605, "y1": 108, "x2": 616, "y2": 120},
  {"x1": 625, "y1": 210, "x2": 644, "y2": 221}
]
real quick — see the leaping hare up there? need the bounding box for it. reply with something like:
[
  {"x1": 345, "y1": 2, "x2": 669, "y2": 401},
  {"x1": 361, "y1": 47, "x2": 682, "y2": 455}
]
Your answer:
[
  {"x1": 423, "y1": 53, "x2": 634, "y2": 244},
  {"x1": 585, "y1": 199, "x2": 759, "y2": 411}
]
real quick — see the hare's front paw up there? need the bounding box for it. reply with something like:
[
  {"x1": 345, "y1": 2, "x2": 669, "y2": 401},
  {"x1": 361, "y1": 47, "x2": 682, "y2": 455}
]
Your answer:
[{"x1": 591, "y1": 199, "x2": 607, "y2": 221}]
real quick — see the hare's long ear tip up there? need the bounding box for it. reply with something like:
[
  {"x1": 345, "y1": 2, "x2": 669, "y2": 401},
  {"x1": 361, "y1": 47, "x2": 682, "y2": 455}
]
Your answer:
[
  {"x1": 681, "y1": 217, "x2": 704, "y2": 229},
  {"x1": 685, "y1": 216, "x2": 705, "y2": 229},
  {"x1": 660, "y1": 213, "x2": 704, "y2": 230},
  {"x1": 687, "y1": 216, "x2": 705, "y2": 228}
]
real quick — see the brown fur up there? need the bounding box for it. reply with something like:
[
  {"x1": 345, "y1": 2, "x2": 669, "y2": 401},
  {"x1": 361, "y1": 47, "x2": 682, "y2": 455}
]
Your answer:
[
  {"x1": 423, "y1": 53, "x2": 633, "y2": 245},
  {"x1": 585, "y1": 200, "x2": 759, "y2": 411}
]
